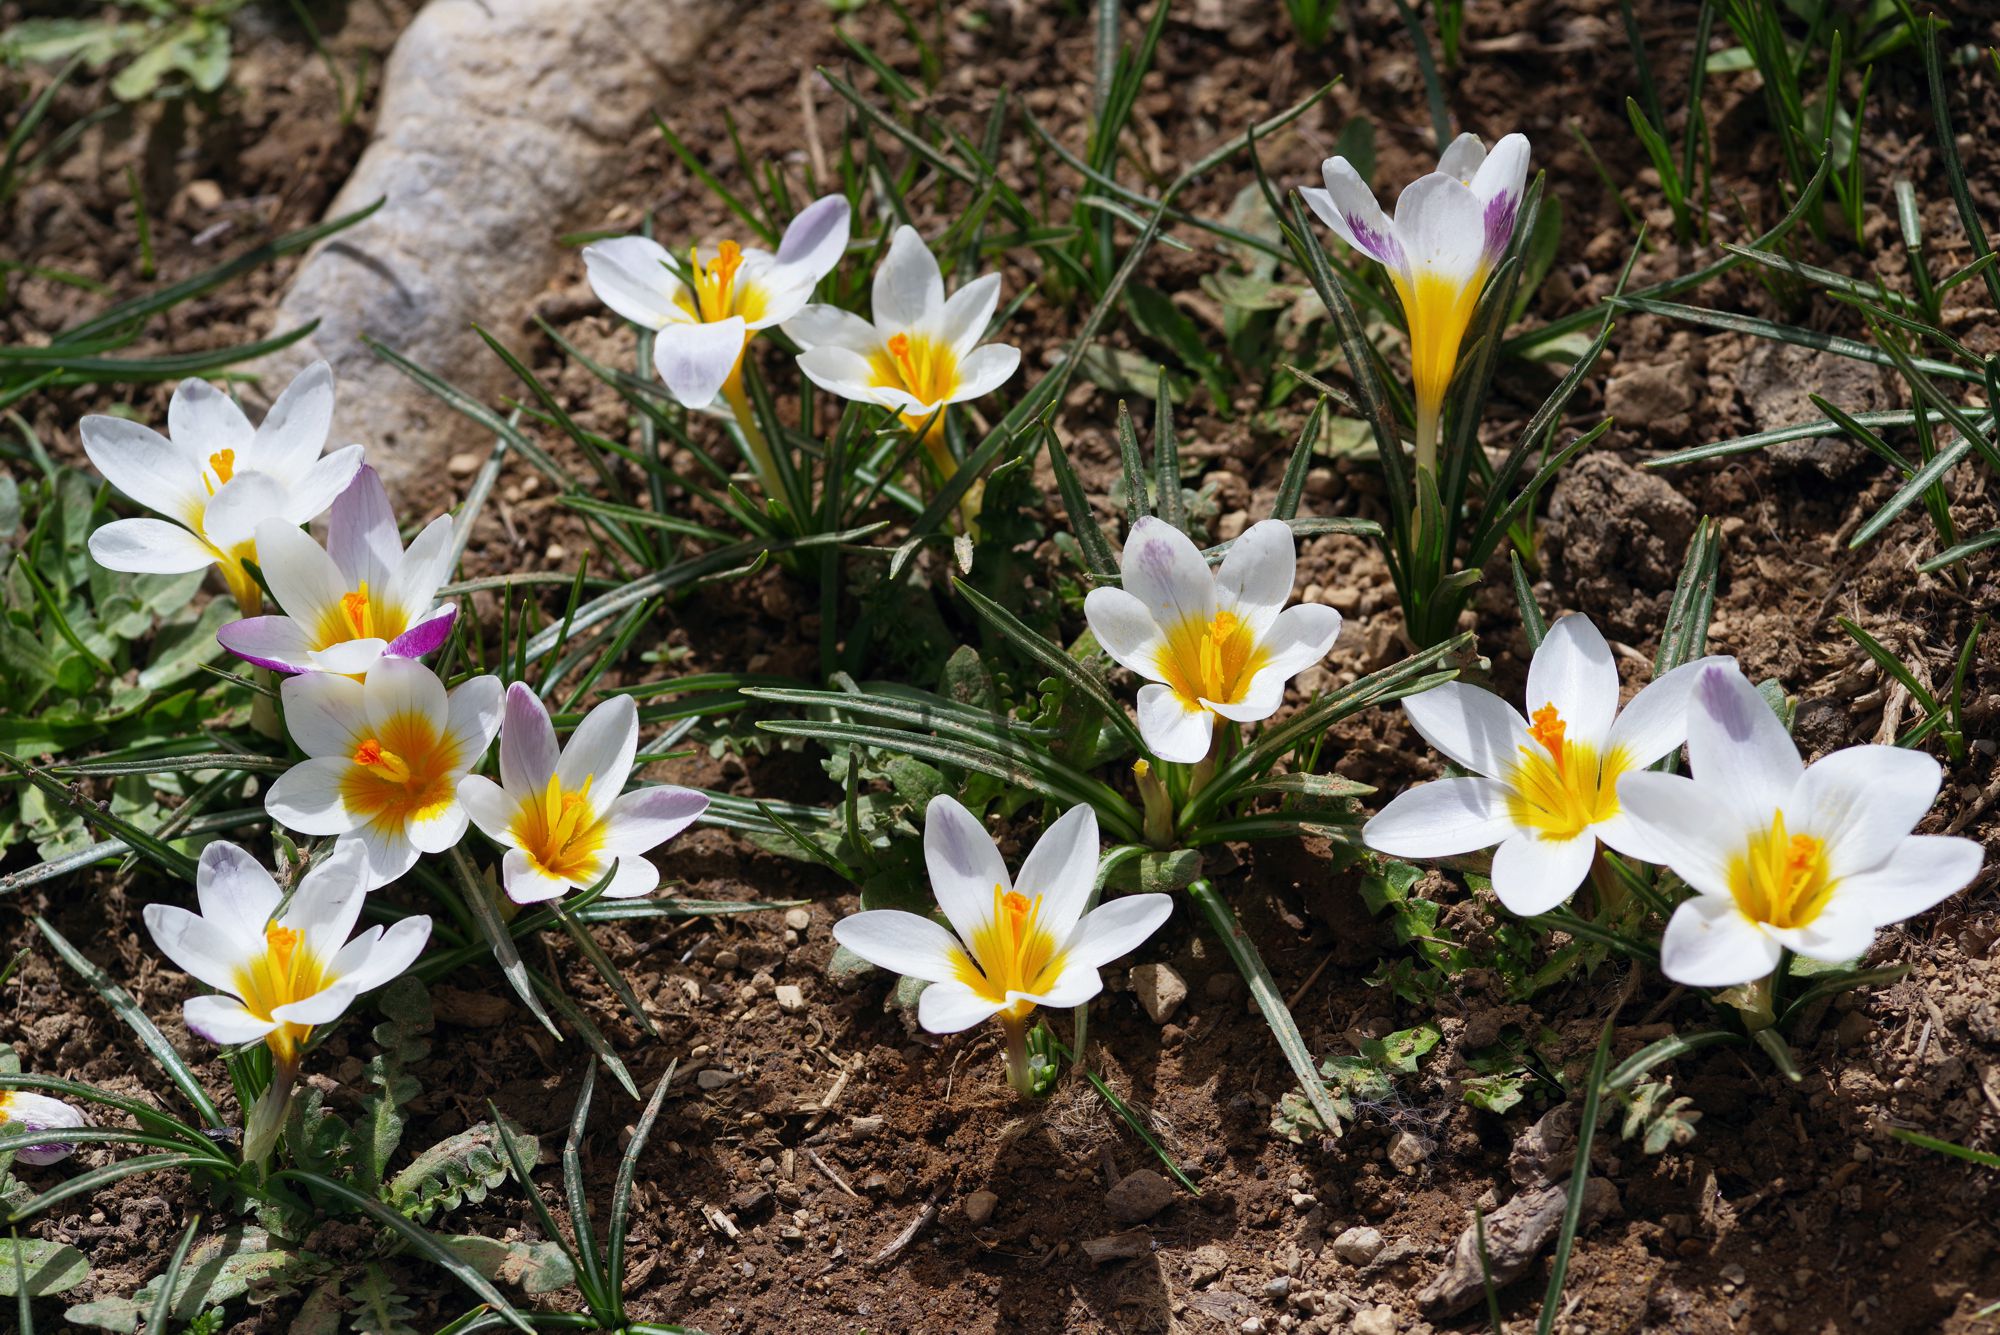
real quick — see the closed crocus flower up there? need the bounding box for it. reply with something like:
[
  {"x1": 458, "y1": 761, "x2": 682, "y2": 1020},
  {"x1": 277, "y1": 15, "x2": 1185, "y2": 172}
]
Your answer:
[
  {"x1": 1301, "y1": 132, "x2": 1529, "y2": 474},
  {"x1": 0, "y1": 1090, "x2": 89, "y2": 1166},
  {"x1": 783, "y1": 225, "x2": 1021, "y2": 441},
  {"x1": 833, "y1": 798, "x2": 1172, "y2": 1095},
  {"x1": 217, "y1": 466, "x2": 456, "y2": 677},
  {"x1": 1083, "y1": 517, "x2": 1342, "y2": 765},
  {"x1": 142, "y1": 840, "x2": 430, "y2": 1067},
  {"x1": 458, "y1": 685, "x2": 709, "y2": 904},
  {"x1": 79, "y1": 362, "x2": 364, "y2": 614},
  {"x1": 1364, "y1": 614, "x2": 1731, "y2": 916},
  {"x1": 265, "y1": 658, "x2": 503, "y2": 887},
  {"x1": 583, "y1": 194, "x2": 850, "y2": 411},
  {"x1": 1617, "y1": 665, "x2": 1985, "y2": 990}
]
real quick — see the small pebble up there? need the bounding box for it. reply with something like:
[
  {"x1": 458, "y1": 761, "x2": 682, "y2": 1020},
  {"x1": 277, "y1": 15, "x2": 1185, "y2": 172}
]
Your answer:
[
  {"x1": 1263, "y1": 1276, "x2": 1292, "y2": 1301},
  {"x1": 1130, "y1": 962, "x2": 1189, "y2": 1024},
  {"x1": 1387, "y1": 1130, "x2": 1432, "y2": 1172},
  {"x1": 447, "y1": 451, "x2": 482, "y2": 476},
  {"x1": 1105, "y1": 1168, "x2": 1176, "y2": 1223},
  {"x1": 1351, "y1": 1305, "x2": 1396, "y2": 1335},
  {"x1": 774, "y1": 984, "x2": 806, "y2": 1013},
  {"x1": 696, "y1": 1069, "x2": 736, "y2": 1090},
  {"x1": 784, "y1": 907, "x2": 812, "y2": 932},
  {"x1": 963, "y1": 1189, "x2": 998, "y2": 1226},
  {"x1": 1332, "y1": 1225, "x2": 1384, "y2": 1265},
  {"x1": 714, "y1": 948, "x2": 741, "y2": 971}
]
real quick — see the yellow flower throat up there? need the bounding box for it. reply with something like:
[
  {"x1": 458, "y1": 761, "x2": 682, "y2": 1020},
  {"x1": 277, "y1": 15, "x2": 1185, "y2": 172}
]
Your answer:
[
  {"x1": 341, "y1": 716, "x2": 461, "y2": 832},
  {"x1": 1157, "y1": 608, "x2": 1267, "y2": 709},
  {"x1": 1506, "y1": 703, "x2": 1628, "y2": 840},
  {"x1": 513, "y1": 773, "x2": 606, "y2": 883},
  {"x1": 958, "y1": 884, "x2": 1066, "y2": 1018},
  {"x1": 1729, "y1": 811, "x2": 1833, "y2": 930},
  {"x1": 233, "y1": 923, "x2": 329, "y2": 1063}
]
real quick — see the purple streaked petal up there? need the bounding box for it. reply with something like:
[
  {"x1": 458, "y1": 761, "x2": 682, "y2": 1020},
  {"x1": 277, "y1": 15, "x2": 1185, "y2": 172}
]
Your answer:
[
  {"x1": 217, "y1": 615, "x2": 314, "y2": 674},
  {"x1": 385, "y1": 604, "x2": 456, "y2": 661},
  {"x1": 1482, "y1": 190, "x2": 1520, "y2": 264}
]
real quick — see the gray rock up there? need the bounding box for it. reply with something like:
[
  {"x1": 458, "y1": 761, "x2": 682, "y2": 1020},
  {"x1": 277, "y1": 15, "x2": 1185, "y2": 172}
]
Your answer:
[
  {"x1": 259, "y1": 0, "x2": 729, "y2": 500},
  {"x1": 1331, "y1": 1225, "x2": 1384, "y2": 1265},
  {"x1": 1104, "y1": 1168, "x2": 1177, "y2": 1223},
  {"x1": 1387, "y1": 1130, "x2": 1433, "y2": 1172},
  {"x1": 1606, "y1": 360, "x2": 1697, "y2": 441},
  {"x1": 1741, "y1": 340, "x2": 1896, "y2": 480},
  {"x1": 1130, "y1": 962, "x2": 1189, "y2": 1024}
]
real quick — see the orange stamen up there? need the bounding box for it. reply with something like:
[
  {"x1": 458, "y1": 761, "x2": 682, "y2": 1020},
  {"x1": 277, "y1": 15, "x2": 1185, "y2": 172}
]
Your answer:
[{"x1": 1528, "y1": 704, "x2": 1567, "y2": 769}]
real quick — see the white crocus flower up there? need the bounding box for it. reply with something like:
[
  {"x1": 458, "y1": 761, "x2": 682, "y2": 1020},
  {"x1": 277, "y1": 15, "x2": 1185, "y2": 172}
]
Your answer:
[
  {"x1": 79, "y1": 362, "x2": 364, "y2": 614},
  {"x1": 215, "y1": 465, "x2": 456, "y2": 676},
  {"x1": 141, "y1": 839, "x2": 430, "y2": 1067},
  {"x1": 0, "y1": 1090, "x2": 89, "y2": 1166},
  {"x1": 1364, "y1": 615, "x2": 1731, "y2": 917},
  {"x1": 833, "y1": 797, "x2": 1172, "y2": 1095},
  {"x1": 458, "y1": 685, "x2": 709, "y2": 905},
  {"x1": 582, "y1": 194, "x2": 850, "y2": 411},
  {"x1": 1301, "y1": 132, "x2": 1529, "y2": 473},
  {"x1": 1082, "y1": 517, "x2": 1342, "y2": 765},
  {"x1": 783, "y1": 225, "x2": 1021, "y2": 445},
  {"x1": 264, "y1": 658, "x2": 503, "y2": 887},
  {"x1": 1617, "y1": 665, "x2": 1984, "y2": 989}
]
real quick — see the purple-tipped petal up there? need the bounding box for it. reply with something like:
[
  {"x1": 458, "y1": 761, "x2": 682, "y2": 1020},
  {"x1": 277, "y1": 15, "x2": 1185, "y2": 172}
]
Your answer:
[
  {"x1": 385, "y1": 604, "x2": 457, "y2": 661},
  {"x1": 216, "y1": 615, "x2": 314, "y2": 675}
]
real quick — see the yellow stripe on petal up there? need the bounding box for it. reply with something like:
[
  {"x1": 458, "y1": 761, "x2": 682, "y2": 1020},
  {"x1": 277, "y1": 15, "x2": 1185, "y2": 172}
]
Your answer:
[
  {"x1": 1728, "y1": 812, "x2": 1834, "y2": 930},
  {"x1": 956, "y1": 883, "x2": 1068, "y2": 1020},
  {"x1": 232, "y1": 923, "x2": 331, "y2": 1063},
  {"x1": 1504, "y1": 705, "x2": 1629, "y2": 839},
  {"x1": 1154, "y1": 608, "x2": 1269, "y2": 710}
]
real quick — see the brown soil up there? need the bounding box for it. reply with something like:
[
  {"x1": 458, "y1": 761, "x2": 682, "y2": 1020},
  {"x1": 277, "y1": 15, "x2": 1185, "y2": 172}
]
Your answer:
[{"x1": 5, "y1": 1, "x2": 1999, "y2": 1333}]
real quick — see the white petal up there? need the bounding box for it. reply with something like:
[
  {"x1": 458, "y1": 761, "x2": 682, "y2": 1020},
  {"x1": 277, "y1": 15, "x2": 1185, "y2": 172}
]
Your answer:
[
  {"x1": 1213, "y1": 519, "x2": 1296, "y2": 632},
  {"x1": 834, "y1": 909, "x2": 969, "y2": 986},
  {"x1": 555, "y1": 693, "x2": 639, "y2": 807},
  {"x1": 1830, "y1": 834, "x2": 1984, "y2": 929},
  {"x1": 88, "y1": 519, "x2": 214, "y2": 574},
  {"x1": 1013, "y1": 805, "x2": 1100, "y2": 941},
  {"x1": 1613, "y1": 770, "x2": 1741, "y2": 899},
  {"x1": 653, "y1": 318, "x2": 745, "y2": 410},
  {"x1": 79, "y1": 416, "x2": 203, "y2": 523},
  {"x1": 599, "y1": 785, "x2": 708, "y2": 855},
  {"x1": 947, "y1": 342, "x2": 1019, "y2": 402},
  {"x1": 1685, "y1": 665, "x2": 1802, "y2": 820},
  {"x1": 1204, "y1": 672, "x2": 1285, "y2": 725},
  {"x1": 1136, "y1": 682, "x2": 1213, "y2": 764},
  {"x1": 1469, "y1": 133, "x2": 1532, "y2": 265},
  {"x1": 1606, "y1": 655, "x2": 1735, "y2": 767},
  {"x1": 1400, "y1": 681, "x2": 1532, "y2": 781},
  {"x1": 1790, "y1": 745, "x2": 1941, "y2": 877},
  {"x1": 583, "y1": 235, "x2": 685, "y2": 329},
  {"x1": 923, "y1": 795, "x2": 1008, "y2": 946},
  {"x1": 270, "y1": 982, "x2": 362, "y2": 1028},
  {"x1": 203, "y1": 472, "x2": 290, "y2": 553},
  {"x1": 1060, "y1": 892, "x2": 1172, "y2": 973},
  {"x1": 915, "y1": 978, "x2": 1006, "y2": 1034},
  {"x1": 194, "y1": 840, "x2": 281, "y2": 952},
  {"x1": 278, "y1": 444, "x2": 365, "y2": 528},
  {"x1": 253, "y1": 518, "x2": 345, "y2": 629},
  {"x1": 328, "y1": 465, "x2": 401, "y2": 591},
  {"x1": 346, "y1": 826, "x2": 418, "y2": 889},
  {"x1": 385, "y1": 514, "x2": 453, "y2": 618},
  {"x1": 330, "y1": 915, "x2": 431, "y2": 993},
  {"x1": 1525, "y1": 614, "x2": 1618, "y2": 750},
  {"x1": 599, "y1": 855, "x2": 661, "y2": 899},
  {"x1": 364, "y1": 656, "x2": 449, "y2": 737},
  {"x1": 265, "y1": 757, "x2": 355, "y2": 836},
  {"x1": 497, "y1": 682, "x2": 557, "y2": 792},
  {"x1": 288, "y1": 842, "x2": 371, "y2": 962},
  {"x1": 740, "y1": 266, "x2": 814, "y2": 330},
  {"x1": 182, "y1": 995, "x2": 277, "y2": 1047},
  {"x1": 168, "y1": 377, "x2": 254, "y2": 460},
  {"x1": 1082, "y1": 586, "x2": 1165, "y2": 679},
  {"x1": 216, "y1": 615, "x2": 316, "y2": 674},
  {"x1": 774, "y1": 194, "x2": 851, "y2": 281},
  {"x1": 795, "y1": 344, "x2": 889, "y2": 405},
  {"x1": 873, "y1": 225, "x2": 943, "y2": 330},
  {"x1": 405, "y1": 796, "x2": 468, "y2": 855},
  {"x1": 457, "y1": 774, "x2": 518, "y2": 845},
  {"x1": 312, "y1": 638, "x2": 387, "y2": 676},
  {"x1": 782, "y1": 303, "x2": 882, "y2": 353},
  {"x1": 280, "y1": 669, "x2": 368, "y2": 757},
  {"x1": 1245, "y1": 602, "x2": 1342, "y2": 684},
  {"x1": 1435, "y1": 132, "x2": 1488, "y2": 183},
  {"x1": 1119, "y1": 516, "x2": 1215, "y2": 632},
  {"x1": 142, "y1": 904, "x2": 252, "y2": 995},
  {"x1": 1767, "y1": 899, "x2": 1875, "y2": 965},
  {"x1": 1362, "y1": 777, "x2": 1515, "y2": 858},
  {"x1": 1488, "y1": 831, "x2": 1598, "y2": 916},
  {"x1": 444, "y1": 675, "x2": 503, "y2": 776},
  {"x1": 1394, "y1": 172, "x2": 1488, "y2": 287},
  {"x1": 253, "y1": 360, "x2": 335, "y2": 479},
  {"x1": 939, "y1": 272, "x2": 1001, "y2": 357},
  {"x1": 1660, "y1": 896, "x2": 1781, "y2": 989},
  {"x1": 501, "y1": 848, "x2": 574, "y2": 904},
  {"x1": 1304, "y1": 158, "x2": 1404, "y2": 268}
]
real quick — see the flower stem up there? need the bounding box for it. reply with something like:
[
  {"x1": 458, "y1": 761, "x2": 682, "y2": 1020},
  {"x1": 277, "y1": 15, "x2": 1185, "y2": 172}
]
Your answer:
[
  {"x1": 720, "y1": 369, "x2": 782, "y2": 500},
  {"x1": 1415, "y1": 398, "x2": 1440, "y2": 481},
  {"x1": 1135, "y1": 760, "x2": 1173, "y2": 849},
  {"x1": 241, "y1": 1055, "x2": 297, "y2": 1171},
  {"x1": 998, "y1": 1013, "x2": 1037, "y2": 1098},
  {"x1": 918, "y1": 413, "x2": 982, "y2": 535}
]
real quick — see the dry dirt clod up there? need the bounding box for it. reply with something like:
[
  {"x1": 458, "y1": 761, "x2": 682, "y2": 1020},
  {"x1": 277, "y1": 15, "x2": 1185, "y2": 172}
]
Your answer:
[
  {"x1": 1082, "y1": 1229, "x2": 1153, "y2": 1265},
  {"x1": 1386, "y1": 1130, "x2": 1433, "y2": 1172},
  {"x1": 1104, "y1": 1168, "x2": 1176, "y2": 1223},
  {"x1": 1130, "y1": 962, "x2": 1189, "y2": 1024},
  {"x1": 1350, "y1": 1304, "x2": 1397, "y2": 1335},
  {"x1": 1331, "y1": 1225, "x2": 1384, "y2": 1265},
  {"x1": 1188, "y1": 1243, "x2": 1229, "y2": 1287},
  {"x1": 1416, "y1": 1176, "x2": 1620, "y2": 1318},
  {"x1": 774, "y1": 984, "x2": 806, "y2": 1014},
  {"x1": 963, "y1": 1189, "x2": 998, "y2": 1226}
]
